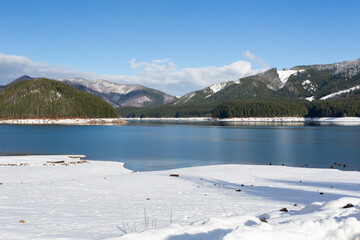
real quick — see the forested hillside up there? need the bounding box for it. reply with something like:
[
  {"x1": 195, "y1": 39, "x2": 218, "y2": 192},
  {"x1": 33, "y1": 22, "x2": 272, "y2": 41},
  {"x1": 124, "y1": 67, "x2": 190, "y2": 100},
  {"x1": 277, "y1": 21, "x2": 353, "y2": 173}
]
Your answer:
[
  {"x1": 118, "y1": 103, "x2": 215, "y2": 118},
  {"x1": 0, "y1": 78, "x2": 118, "y2": 118},
  {"x1": 119, "y1": 96, "x2": 360, "y2": 119},
  {"x1": 307, "y1": 96, "x2": 360, "y2": 117},
  {"x1": 211, "y1": 101, "x2": 308, "y2": 118}
]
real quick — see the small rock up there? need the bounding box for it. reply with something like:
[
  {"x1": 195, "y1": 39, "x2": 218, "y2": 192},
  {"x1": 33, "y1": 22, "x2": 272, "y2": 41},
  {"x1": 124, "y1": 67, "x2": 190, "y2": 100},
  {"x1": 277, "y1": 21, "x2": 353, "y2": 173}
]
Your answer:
[
  {"x1": 269, "y1": 162, "x2": 272, "y2": 165},
  {"x1": 280, "y1": 208, "x2": 288, "y2": 212},
  {"x1": 235, "y1": 189, "x2": 241, "y2": 192},
  {"x1": 320, "y1": 192, "x2": 324, "y2": 195},
  {"x1": 343, "y1": 164, "x2": 347, "y2": 168},
  {"x1": 170, "y1": 174, "x2": 179, "y2": 177},
  {"x1": 294, "y1": 203, "x2": 298, "y2": 206},
  {"x1": 259, "y1": 217, "x2": 268, "y2": 223},
  {"x1": 343, "y1": 203, "x2": 354, "y2": 208},
  {"x1": 282, "y1": 163, "x2": 285, "y2": 166},
  {"x1": 330, "y1": 165, "x2": 334, "y2": 169},
  {"x1": 19, "y1": 220, "x2": 25, "y2": 223},
  {"x1": 146, "y1": 198, "x2": 151, "y2": 200},
  {"x1": 241, "y1": 184, "x2": 244, "y2": 186}
]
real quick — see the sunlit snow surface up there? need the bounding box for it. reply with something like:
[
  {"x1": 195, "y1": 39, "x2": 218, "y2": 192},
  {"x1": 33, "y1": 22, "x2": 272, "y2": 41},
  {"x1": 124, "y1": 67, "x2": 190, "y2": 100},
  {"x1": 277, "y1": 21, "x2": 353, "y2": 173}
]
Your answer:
[
  {"x1": 209, "y1": 82, "x2": 228, "y2": 94},
  {"x1": 62, "y1": 78, "x2": 142, "y2": 95},
  {"x1": 0, "y1": 155, "x2": 360, "y2": 240},
  {"x1": 277, "y1": 69, "x2": 303, "y2": 87},
  {"x1": 320, "y1": 85, "x2": 360, "y2": 100},
  {"x1": 306, "y1": 96, "x2": 315, "y2": 101}
]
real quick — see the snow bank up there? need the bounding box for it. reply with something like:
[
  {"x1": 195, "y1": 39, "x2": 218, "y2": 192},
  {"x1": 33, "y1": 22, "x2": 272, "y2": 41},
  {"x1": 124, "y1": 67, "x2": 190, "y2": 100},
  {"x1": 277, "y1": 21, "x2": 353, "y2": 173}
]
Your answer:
[
  {"x1": 310, "y1": 117, "x2": 360, "y2": 126},
  {"x1": 125, "y1": 117, "x2": 360, "y2": 125},
  {"x1": 220, "y1": 117, "x2": 306, "y2": 122},
  {"x1": 124, "y1": 117, "x2": 212, "y2": 121},
  {"x1": 3, "y1": 117, "x2": 360, "y2": 125},
  {"x1": 0, "y1": 118, "x2": 127, "y2": 125},
  {"x1": 1, "y1": 155, "x2": 360, "y2": 239}
]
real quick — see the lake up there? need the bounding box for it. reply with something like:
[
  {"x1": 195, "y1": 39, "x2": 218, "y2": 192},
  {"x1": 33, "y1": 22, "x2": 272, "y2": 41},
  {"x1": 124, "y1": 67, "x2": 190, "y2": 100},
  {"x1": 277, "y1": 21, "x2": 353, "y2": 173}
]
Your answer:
[{"x1": 1, "y1": 122, "x2": 360, "y2": 171}]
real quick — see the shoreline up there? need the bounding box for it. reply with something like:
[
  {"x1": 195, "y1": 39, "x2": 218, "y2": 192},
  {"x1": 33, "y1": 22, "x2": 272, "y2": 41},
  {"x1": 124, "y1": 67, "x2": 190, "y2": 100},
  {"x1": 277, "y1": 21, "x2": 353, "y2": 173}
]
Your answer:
[
  {"x1": 0, "y1": 154, "x2": 356, "y2": 172},
  {"x1": 124, "y1": 116, "x2": 360, "y2": 125},
  {"x1": 0, "y1": 118, "x2": 127, "y2": 125},
  {"x1": 1, "y1": 117, "x2": 360, "y2": 125}
]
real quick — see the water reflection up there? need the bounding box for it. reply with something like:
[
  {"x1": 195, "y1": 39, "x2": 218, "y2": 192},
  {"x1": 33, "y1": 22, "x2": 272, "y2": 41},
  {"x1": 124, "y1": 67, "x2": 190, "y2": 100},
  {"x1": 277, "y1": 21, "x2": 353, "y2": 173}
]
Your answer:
[
  {"x1": 219, "y1": 121, "x2": 305, "y2": 127},
  {"x1": 0, "y1": 123, "x2": 359, "y2": 171}
]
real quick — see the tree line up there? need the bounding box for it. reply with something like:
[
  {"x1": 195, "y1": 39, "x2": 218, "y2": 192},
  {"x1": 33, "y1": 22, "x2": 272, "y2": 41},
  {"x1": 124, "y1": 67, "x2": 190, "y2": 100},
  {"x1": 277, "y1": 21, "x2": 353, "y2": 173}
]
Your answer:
[{"x1": 119, "y1": 97, "x2": 360, "y2": 118}]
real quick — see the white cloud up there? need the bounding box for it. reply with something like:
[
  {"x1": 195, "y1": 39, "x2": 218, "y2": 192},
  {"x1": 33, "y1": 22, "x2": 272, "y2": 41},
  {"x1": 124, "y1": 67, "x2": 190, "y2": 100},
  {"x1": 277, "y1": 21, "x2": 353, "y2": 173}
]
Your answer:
[
  {"x1": 0, "y1": 52, "x2": 97, "y2": 82},
  {"x1": 0, "y1": 52, "x2": 268, "y2": 96},
  {"x1": 242, "y1": 50, "x2": 269, "y2": 69}
]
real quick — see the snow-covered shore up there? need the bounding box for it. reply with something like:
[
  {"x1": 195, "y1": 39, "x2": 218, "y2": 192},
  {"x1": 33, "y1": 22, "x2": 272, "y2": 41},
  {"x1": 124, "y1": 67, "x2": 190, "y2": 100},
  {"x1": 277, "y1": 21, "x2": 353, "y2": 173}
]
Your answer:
[
  {"x1": 1, "y1": 117, "x2": 360, "y2": 125},
  {"x1": 0, "y1": 118, "x2": 127, "y2": 125},
  {"x1": 0, "y1": 155, "x2": 359, "y2": 240},
  {"x1": 125, "y1": 117, "x2": 360, "y2": 125}
]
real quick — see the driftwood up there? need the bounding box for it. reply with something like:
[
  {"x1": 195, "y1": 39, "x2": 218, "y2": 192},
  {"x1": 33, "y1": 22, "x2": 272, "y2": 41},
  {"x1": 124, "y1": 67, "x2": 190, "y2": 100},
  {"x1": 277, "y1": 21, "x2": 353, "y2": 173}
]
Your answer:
[
  {"x1": 259, "y1": 217, "x2": 268, "y2": 223},
  {"x1": 46, "y1": 161, "x2": 65, "y2": 164}
]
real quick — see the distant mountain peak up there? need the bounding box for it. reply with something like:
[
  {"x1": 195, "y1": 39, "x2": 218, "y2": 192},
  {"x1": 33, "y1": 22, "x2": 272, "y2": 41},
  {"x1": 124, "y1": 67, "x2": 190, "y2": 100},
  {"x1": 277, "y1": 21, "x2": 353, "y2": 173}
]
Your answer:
[{"x1": 60, "y1": 78, "x2": 176, "y2": 107}]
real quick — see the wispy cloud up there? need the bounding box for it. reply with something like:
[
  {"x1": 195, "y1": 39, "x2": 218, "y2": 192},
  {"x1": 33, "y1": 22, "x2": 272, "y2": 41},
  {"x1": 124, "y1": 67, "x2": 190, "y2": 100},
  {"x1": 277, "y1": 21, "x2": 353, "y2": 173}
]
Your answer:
[
  {"x1": 242, "y1": 50, "x2": 269, "y2": 69},
  {"x1": 0, "y1": 52, "x2": 267, "y2": 96}
]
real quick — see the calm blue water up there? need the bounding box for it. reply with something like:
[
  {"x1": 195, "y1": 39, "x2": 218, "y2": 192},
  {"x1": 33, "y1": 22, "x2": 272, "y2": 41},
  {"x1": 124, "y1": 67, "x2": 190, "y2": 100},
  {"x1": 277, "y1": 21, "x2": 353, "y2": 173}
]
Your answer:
[{"x1": 1, "y1": 122, "x2": 360, "y2": 171}]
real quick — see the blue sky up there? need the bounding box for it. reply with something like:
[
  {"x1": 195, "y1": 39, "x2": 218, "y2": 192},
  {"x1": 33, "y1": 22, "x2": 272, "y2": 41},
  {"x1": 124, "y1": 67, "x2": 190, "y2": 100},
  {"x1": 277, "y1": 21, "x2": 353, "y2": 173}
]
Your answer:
[{"x1": 0, "y1": 0, "x2": 359, "y2": 95}]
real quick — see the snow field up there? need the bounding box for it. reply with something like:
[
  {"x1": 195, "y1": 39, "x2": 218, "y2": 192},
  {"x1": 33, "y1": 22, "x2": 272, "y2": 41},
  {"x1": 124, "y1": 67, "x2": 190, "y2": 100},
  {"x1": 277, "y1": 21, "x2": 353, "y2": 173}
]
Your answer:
[{"x1": 0, "y1": 155, "x2": 359, "y2": 239}]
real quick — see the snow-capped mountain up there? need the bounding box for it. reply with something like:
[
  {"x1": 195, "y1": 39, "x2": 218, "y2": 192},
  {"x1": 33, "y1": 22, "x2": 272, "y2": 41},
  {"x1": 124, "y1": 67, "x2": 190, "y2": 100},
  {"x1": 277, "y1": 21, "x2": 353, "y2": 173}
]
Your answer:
[
  {"x1": 172, "y1": 58, "x2": 360, "y2": 104},
  {"x1": 60, "y1": 78, "x2": 176, "y2": 107}
]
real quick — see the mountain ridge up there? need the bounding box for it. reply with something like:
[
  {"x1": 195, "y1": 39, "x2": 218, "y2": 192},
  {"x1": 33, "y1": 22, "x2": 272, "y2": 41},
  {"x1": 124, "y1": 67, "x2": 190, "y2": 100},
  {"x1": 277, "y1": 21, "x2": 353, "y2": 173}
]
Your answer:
[
  {"x1": 60, "y1": 78, "x2": 177, "y2": 107},
  {"x1": 171, "y1": 58, "x2": 360, "y2": 105}
]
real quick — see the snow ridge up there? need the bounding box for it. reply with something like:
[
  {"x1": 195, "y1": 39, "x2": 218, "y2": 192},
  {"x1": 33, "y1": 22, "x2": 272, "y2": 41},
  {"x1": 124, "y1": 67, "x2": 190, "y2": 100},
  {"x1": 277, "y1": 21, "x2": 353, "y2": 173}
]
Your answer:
[
  {"x1": 320, "y1": 85, "x2": 360, "y2": 100},
  {"x1": 63, "y1": 78, "x2": 143, "y2": 95}
]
